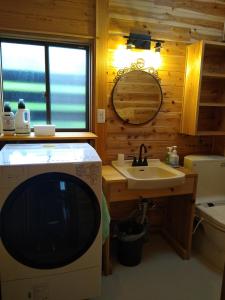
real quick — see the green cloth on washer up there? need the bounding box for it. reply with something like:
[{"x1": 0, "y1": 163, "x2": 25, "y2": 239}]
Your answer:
[{"x1": 102, "y1": 193, "x2": 110, "y2": 243}]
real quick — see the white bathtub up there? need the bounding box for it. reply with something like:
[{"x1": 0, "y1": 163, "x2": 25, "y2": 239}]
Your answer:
[{"x1": 193, "y1": 201, "x2": 225, "y2": 271}]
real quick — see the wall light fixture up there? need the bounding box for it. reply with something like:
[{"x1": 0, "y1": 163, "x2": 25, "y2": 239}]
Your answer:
[{"x1": 113, "y1": 33, "x2": 164, "y2": 80}]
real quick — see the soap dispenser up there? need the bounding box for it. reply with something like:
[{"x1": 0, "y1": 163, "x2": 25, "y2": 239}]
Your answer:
[
  {"x1": 170, "y1": 146, "x2": 179, "y2": 167},
  {"x1": 117, "y1": 153, "x2": 125, "y2": 165},
  {"x1": 165, "y1": 146, "x2": 172, "y2": 164}
]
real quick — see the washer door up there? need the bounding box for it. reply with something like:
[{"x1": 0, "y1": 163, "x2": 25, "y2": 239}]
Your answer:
[{"x1": 0, "y1": 172, "x2": 101, "y2": 269}]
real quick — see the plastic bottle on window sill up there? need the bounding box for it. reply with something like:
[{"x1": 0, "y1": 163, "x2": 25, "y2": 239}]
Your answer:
[
  {"x1": 2, "y1": 102, "x2": 15, "y2": 135},
  {"x1": 15, "y1": 99, "x2": 31, "y2": 135}
]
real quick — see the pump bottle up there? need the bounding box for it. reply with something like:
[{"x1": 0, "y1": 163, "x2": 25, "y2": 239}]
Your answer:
[
  {"x1": 169, "y1": 146, "x2": 179, "y2": 167},
  {"x1": 15, "y1": 99, "x2": 31, "y2": 135},
  {"x1": 165, "y1": 147, "x2": 172, "y2": 164},
  {"x1": 2, "y1": 102, "x2": 15, "y2": 135}
]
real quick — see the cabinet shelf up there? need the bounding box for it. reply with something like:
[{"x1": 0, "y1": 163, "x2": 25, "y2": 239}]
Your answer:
[
  {"x1": 181, "y1": 40, "x2": 225, "y2": 136},
  {"x1": 200, "y1": 103, "x2": 225, "y2": 107},
  {"x1": 202, "y1": 72, "x2": 225, "y2": 79},
  {"x1": 197, "y1": 131, "x2": 225, "y2": 136}
]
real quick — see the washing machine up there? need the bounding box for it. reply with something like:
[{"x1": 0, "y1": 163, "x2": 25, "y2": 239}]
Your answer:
[{"x1": 0, "y1": 143, "x2": 102, "y2": 300}]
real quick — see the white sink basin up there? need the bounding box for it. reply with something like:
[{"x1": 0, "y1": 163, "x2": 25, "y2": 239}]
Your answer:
[{"x1": 112, "y1": 159, "x2": 185, "y2": 189}]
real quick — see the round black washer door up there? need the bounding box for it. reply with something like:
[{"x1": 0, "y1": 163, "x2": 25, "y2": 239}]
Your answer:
[{"x1": 0, "y1": 172, "x2": 101, "y2": 269}]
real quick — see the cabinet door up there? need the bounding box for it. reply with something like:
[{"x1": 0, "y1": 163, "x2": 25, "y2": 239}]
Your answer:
[{"x1": 0, "y1": 172, "x2": 101, "y2": 269}]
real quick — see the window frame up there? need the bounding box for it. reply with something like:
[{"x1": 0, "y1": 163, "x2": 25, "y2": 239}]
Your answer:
[{"x1": 0, "y1": 37, "x2": 91, "y2": 132}]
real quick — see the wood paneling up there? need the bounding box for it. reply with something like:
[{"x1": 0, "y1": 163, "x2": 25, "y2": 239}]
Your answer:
[
  {"x1": 0, "y1": 0, "x2": 109, "y2": 157},
  {"x1": 94, "y1": 0, "x2": 109, "y2": 160},
  {"x1": 109, "y1": 0, "x2": 225, "y2": 42},
  {"x1": 106, "y1": 38, "x2": 213, "y2": 164},
  {"x1": 0, "y1": 0, "x2": 224, "y2": 158},
  {"x1": 0, "y1": 0, "x2": 95, "y2": 38},
  {"x1": 0, "y1": 0, "x2": 98, "y2": 132},
  {"x1": 101, "y1": 0, "x2": 225, "y2": 163}
]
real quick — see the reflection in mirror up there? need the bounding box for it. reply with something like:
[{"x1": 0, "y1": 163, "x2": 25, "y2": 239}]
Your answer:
[{"x1": 112, "y1": 70, "x2": 163, "y2": 125}]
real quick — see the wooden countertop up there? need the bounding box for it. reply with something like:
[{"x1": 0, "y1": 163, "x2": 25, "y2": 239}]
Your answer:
[
  {"x1": 102, "y1": 165, "x2": 127, "y2": 182},
  {"x1": 102, "y1": 165, "x2": 197, "y2": 183},
  {"x1": 0, "y1": 132, "x2": 97, "y2": 141}
]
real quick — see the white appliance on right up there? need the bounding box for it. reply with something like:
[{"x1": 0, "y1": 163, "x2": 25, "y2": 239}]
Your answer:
[{"x1": 184, "y1": 155, "x2": 225, "y2": 271}]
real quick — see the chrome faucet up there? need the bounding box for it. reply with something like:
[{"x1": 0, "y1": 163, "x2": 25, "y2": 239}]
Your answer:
[{"x1": 138, "y1": 144, "x2": 148, "y2": 166}]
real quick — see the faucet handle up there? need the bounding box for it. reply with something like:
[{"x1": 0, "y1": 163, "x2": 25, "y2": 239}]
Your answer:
[
  {"x1": 127, "y1": 155, "x2": 138, "y2": 166},
  {"x1": 132, "y1": 156, "x2": 138, "y2": 166},
  {"x1": 142, "y1": 156, "x2": 148, "y2": 166},
  {"x1": 138, "y1": 157, "x2": 143, "y2": 166}
]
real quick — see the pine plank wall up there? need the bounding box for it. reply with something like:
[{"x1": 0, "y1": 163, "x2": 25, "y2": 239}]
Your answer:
[
  {"x1": 105, "y1": 0, "x2": 225, "y2": 164},
  {"x1": 0, "y1": 0, "x2": 96, "y2": 38},
  {"x1": 0, "y1": 0, "x2": 225, "y2": 160}
]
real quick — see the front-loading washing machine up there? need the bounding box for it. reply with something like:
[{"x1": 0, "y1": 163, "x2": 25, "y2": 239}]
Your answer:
[{"x1": 0, "y1": 143, "x2": 102, "y2": 300}]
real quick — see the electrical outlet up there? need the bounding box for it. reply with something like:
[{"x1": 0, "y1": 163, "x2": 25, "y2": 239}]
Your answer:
[{"x1": 97, "y1": 109, "x2": 105, "y2": 123}]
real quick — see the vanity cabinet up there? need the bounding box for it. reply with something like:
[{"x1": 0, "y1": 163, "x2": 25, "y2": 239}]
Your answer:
[
  {"x1": 181, "y1": 40, "x2": 225, "y2": 136},
  {"x1": 102, "y1": 166, "x2": 197, "y2": 275}
]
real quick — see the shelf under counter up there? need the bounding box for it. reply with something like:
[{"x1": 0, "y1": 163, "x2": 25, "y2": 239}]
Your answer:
[{"x1": 102, "y1": 165, "x2": 198, "y2": 275}]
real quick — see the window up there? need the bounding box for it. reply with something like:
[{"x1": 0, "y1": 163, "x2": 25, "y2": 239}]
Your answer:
[{"x1": 0, "y1": 39, "x2": 90, "y2": 131}]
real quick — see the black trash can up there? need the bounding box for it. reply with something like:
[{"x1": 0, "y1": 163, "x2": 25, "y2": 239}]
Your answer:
[{"x1": 118, "y1": 221, "x2": 146, "y2": 266}]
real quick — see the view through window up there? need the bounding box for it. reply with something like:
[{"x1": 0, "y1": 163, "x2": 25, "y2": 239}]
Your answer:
[{"x1": 0, "y1": 40, "x2": 89, "y2": 130}]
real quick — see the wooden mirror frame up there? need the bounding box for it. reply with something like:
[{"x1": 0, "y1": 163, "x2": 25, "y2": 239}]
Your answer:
[{"x1": 112, "y1": 69, "x2": 163, "y2": 125}]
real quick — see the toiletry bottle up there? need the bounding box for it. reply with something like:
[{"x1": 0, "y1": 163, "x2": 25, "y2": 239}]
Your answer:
[
  {"x1": 170, "y1": 146, "x2": 179, "y2": 167},
  {"x1": 2, "y1": 102, "x2": 15, "y2": 135},
  {"x1": 165, "y1": 147, "x2": 172, "y2": 164},
  {"x1": 117, "y1": 153, "x2": 125, "y2": 165},
  {"x1": 15, "y1": 99, "x2": 31, "y2": 135}
]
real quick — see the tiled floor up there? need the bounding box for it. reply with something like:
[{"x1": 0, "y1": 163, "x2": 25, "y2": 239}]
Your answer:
[{"x1": 95, "y1": 234, "x2": 223, "y2": 300}]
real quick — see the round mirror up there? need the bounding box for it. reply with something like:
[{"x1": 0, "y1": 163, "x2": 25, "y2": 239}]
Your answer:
[{"x1": 112, "y1": 70, "x2": 163, "y2": 125}]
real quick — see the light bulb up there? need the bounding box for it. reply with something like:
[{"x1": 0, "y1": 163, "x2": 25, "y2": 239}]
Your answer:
[
  {"x1": 113, "y1": 45, "x2": 162, "y2": 71},
  {"x1": 113, "y1": 45, "x2": 133, "y2": 69},
  {"x1": 151, "y1": 51, "x2": 162, "y2": 69}
]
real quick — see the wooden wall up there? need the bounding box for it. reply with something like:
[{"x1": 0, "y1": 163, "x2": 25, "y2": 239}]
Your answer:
[
  {"x1": 104, "y1": 0, "x2": 225, "y2": 164},
  {"x1": 0, "y1": 0, "x2": 109, "y2": 158},
  {"x1": 0, "y1": 0, "x2": 95, "y2": 38},
  {"x1": 0, "y1": 1, "x2": 225, "y2": 160},
  {"x1": 109, "y1": 0, "x2": 225, "y2": 42}
]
